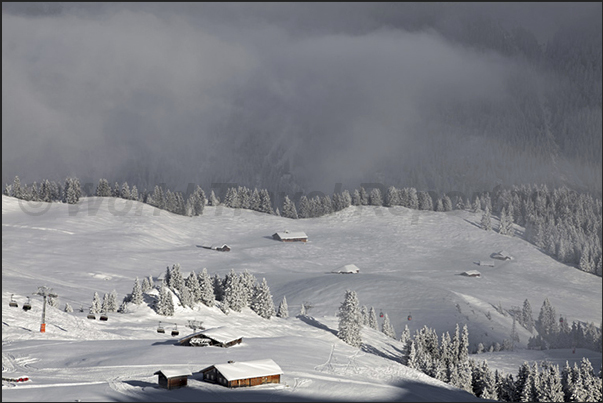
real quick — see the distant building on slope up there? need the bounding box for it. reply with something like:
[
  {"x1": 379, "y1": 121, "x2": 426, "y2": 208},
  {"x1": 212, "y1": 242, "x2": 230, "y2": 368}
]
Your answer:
[
  {"x1": 200, "y1": 359, "x2": 283, "y2": 388},
  {"x1": 154, "y1": 369, "x2": 191, "y2": 389},
  {"x1": 178, "y1": 327, "x2": 243, "y2": 347},
  {"x1": 272, "y1": 230, "x2": 308, "y2": 242},
  {"x1": 332, "y1": 264, "x2": 360, "y2": 274},
  {"x1": 212, "y1": 244, "x2": 231, "y2": 252},
  {"x1": 461, "y1": 270, "x2": 481, "y2": 277},
  {"x1": 492, "y1": 250, "x2": 513, "y2": 260},
  {"x1": 477, "y1": 260, "x2": 495, "y2": 267}
]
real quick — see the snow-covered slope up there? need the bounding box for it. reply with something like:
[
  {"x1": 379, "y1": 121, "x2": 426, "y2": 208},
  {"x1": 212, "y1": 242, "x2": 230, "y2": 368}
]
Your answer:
[{"x1": 2, "y1": 196, "x2": 601, "y2": 401}]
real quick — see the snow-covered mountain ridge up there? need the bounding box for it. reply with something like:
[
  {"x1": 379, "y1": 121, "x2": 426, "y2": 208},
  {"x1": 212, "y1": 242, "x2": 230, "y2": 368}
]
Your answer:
[{"x1": 2, "y1": 195, "x2": 601, "y2": 401}]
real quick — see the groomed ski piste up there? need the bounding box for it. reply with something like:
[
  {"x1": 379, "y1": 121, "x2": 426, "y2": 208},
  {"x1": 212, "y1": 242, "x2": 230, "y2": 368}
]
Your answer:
[{"x1": 2, "y1": 195, "x2": 601, "y2": 402}]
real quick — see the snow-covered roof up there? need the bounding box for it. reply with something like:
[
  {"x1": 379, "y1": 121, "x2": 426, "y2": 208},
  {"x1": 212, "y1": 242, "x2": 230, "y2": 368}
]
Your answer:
[
  {"x1": 154, "y1": 369, "x2": 192, "y2": 378},
  {"x1": 273, "y1": 230, "x2": 307, "y2": 240},
  {"x1": 212, "y1": 359, "x2": 283, "y2": 381},
  {"x1": 462, "y1": 270, "x2": 481, "y2": 276},
  {"x1": 494, "y1": 250, "x2": 512, "y2": 258},
  {"x1": 332, "y1": 264, "x2": 360, "y2": 273},
  {"x1": 478, "y1": 260, "x2": 495, "y2": 266},
  {"x1": 179, "y1": 326, "x2": 242, "y2": 345}
]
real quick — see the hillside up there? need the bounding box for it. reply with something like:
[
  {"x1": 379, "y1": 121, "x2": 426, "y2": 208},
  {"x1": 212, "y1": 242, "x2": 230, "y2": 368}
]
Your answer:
[{"x1": 2, "y1": 195, "x2": 601, "y2": 401}]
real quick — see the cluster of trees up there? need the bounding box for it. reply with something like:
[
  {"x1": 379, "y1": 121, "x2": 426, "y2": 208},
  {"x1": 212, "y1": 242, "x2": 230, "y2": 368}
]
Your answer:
[
  {"x1": 336, "y1": 289, "x2": 602, "y2": 401},
  {"x1": 122, "y1": 265, "x2": 288, "y2": 320},
  {"x1": 89, "y1": 290, "x2": 119, "y2": 314},
  {"x1": 4, "y1": 176, "x2": 81, "y2": 204},
  {"x1": 222, "y1": 186, "x2": 275, "y2": 215}
]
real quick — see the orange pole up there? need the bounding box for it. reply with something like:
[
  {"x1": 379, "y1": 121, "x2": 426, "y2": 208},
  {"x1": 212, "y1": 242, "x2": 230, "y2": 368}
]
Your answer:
[{"x1": 40, "y1": 323, "x2": 46, "y2": 332}]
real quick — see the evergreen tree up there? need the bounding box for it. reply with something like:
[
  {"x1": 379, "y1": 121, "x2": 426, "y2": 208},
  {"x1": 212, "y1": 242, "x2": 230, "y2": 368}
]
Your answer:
[
  {"x1": 156, "y1": 286, "x2": 175, "y2": 316},
  {"x1": 297, "y1": 195, "x2": 312, "y2": 218},
  {"x1": 185, "y1": 271, "x2": 202, "y2": 303},
  {"x1": 359, "y1": 187, "x2": 369, "y2": 205},
  {"x1": 130, "y1": 185, "x2": 139, "y2": 201},
  {"x1": 131, "y1": 277, "x2": 144, "y2": 304},
  {"x1": 458, "y1": 324, "x2": 470, "y2": 363},
  {"x1": 169, "y1": 263, "x2": 185, "y2": 293},
  {"x1": 223, "y1": 269, "x2": 245, "y2": 312},
  {"x1": 198, "y1": 268, "x2": 216, "y2": 307},
  {"x1": 64, "y1": 302, "x2": 73, "y2": 313},
  {"x1": 141, "y1": 276, "x2": 152, "y2": 293},
  {"x1": 12, "y1": 176, "x2": 22, "y2": 199},
  {"x1": 281, "y1": 195, "x2": 298, "y2": 219},
  {"x1": 481, "y1": 205, "x2": 492, "y2": 231},
  {"x1": 384, "y1": 186, "x2": 400, "y2": 207},
  {"x1": 442, "y1": 195, "x2": 453, "y2": 211},
  {"x1": 91, "y1": 292, "x2": 102, "y2": 314},
  {"x1": 538, "y1": 297, "x2": 559, "y2": 341},
  {"x1": 107, "y1": 290, "x2": 118, "y2": 312},
  {"x1": 258, "y1": 189, "x2": 274, "y2": 214},
  {"x1": 240, "y1": 270, "x2": 257, "y2": 308},
  {"x1": 277, "y1": 296, "x2": 289, "y2": 318},
  {"x1": 101, "y1": 293, "x2": 110, "y2": 314},
  {"x1": 121, "y1": 182, "x2": 130, "y2": 199},
  {"x1": 360, "y1": 305, "x2": 369, "y2": 326},
  {"x1": 337, "y1": 290, "x2": 363, "y2": 347},
  {"x1": 250, "y1": 278, "x2": 275, "y2": 319},
  {"x1": 368, "y1": 306, "x2": 379, "y2": 330},
  {"x1": 352, "y1": 189, "x2": 361, "y2": 206},
  {"x1": 522, "y1": 298, "x2": 535, "y2": 333},
  {"x1": 209, "y1": 190, "x2": 220, "y2": 206},
  {"x1": 369, "y1": 188, "x2": 383, "y2": 206},
  {"x1": 381, "y1": 313, "x2": 396, "y2": 339},
  {"x1": 179, "y1": 285, "x2": 193, "y2": 308},
  {"x1": 212, "y1": 273, "x2": 224, "y2": 301}
]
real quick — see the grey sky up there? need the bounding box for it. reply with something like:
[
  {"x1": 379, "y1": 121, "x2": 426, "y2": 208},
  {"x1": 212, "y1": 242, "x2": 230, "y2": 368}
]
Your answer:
[{"x1": 2, "y1": 3, "x2": 601, "y2": 194}]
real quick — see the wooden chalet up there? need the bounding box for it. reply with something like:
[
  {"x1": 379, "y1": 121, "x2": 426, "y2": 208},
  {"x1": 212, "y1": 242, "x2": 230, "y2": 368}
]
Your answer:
[
  {"x1": 272, "y1": 230, "x2": 308, "y2": 242},
  {"x1": 178, "y1": 327, "x2": 243, "y2": 347},
  {"x1": 461, "y1": 270, "x2": 481, "y2": 277},
  {"x1": 200, "y1": 359, "x2": 283, "y2": 388},
  {"x1": 154, "y1": 369, "x2": 192, "y2": 390},
  {"x1": 212, "y1": 244, "x2": 231, "y2": 252}
]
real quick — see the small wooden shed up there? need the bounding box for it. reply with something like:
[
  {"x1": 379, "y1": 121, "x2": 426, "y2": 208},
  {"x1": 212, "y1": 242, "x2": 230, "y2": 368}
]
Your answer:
[
  {"x1": 461, "y1": 270, "x2": 481, "y2": 277},
  {"x1": 178, "y1": 327, "x2": 243, "y2": 347},
  {"x1": 272, "y1": 230, "x2": 308, "y2": 242},
  {"x1": 154, "y1": 369, "x2": 192, "y2": 390},
  {"x1": 200, "y1": 359, "x2": 283, "y2": 388},
  {"x1": 212, "y1": 244, "x2": 231, "y2": 252}
]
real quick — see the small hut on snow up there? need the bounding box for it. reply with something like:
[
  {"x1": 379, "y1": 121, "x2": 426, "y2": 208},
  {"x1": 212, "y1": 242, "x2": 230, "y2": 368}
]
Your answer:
[
  {"x1": 178, "y1": 327, "x2": 243, "y2": 347},
  {"x1": 461, "y1": 270, "x2": 481, "y2": 277},
  {"x1": 200, "y1": 359, "x2": 283, "y2": 388},
  {"x1": 492, "y1": 250, "x2": 512, "y2": 260},
  {"x1": 154, "y1": 369, "x2": 192, "y2": 389},
  {"x1": 272, "y1": 230, "x2": 308, "y2": 242},
  {"x1": 332, "y1": 264, "x2": 360, "y2": 274}
]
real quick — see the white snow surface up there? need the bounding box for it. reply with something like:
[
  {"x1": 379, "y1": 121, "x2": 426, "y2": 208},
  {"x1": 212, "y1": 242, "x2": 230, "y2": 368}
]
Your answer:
[
  {"x1": 211, "y1": 359, "x2": 283, "y2": 381},
  {"x1": 333, "y1": 264, "x2": 360, "y2": 273},
  {"x1": 2, "y1": 196, "x2": 601, "y2": 402},
  {"x1": 180, "y1": 327, "x2": 242, "y2": 344}
]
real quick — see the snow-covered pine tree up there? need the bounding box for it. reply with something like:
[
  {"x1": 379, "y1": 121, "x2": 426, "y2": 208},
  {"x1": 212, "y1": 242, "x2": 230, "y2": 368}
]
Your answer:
[
  {"x1": 381, "y1": 313, "x2": 396, "y2": 339},
  {"x1": 337, "y1": 290, "x2": 363, "y2": 347},
  {"x1": 472, "y1": 196, "x2": 482, "y2": 213},
  {"x1": 418, "y1": 191, "x2": 433, "y2": 210},
  {"x1": 64, "y1": 302, "x2": 73, "y2": 313},
  {"x1": 250, "y1": 278, "x2": 275, "y2": 319},
  {"x1": 212, "y1": 274, "x2": 224, "y2": 301},
  {"x1": 458, "y1": 324, "x2": 470, "y2": 363},
  {"x1": 209, "y1": 190, "x2": 220, "y2": 206},
  {"x1": 95, "y1": 179, "x2": 110, "y2": 197},
  {"x1": 91, "y1": 292, "x2": 102, "y2": 314},
  {"x1": 281, "y1": 195, "x2": 298, "y2": 219},
  {"x1": 169, "y1": 263, "x2": 185, "y2": 293},
  {"x1": 12, "y1": 176, "x2": 22, "y2": 199},
  {"x1": 359, "y1": 187, "x2": 369, "y2": 205},
  {"x1": 277, "y1": 296, "x2": 289, "y2": 318},
  {"x1": 360, "y1": 305, "x2": 368, "y2": 326},
  {"x1": 258, "y1": 189, "x2": 274, "y2": 214},
  {"x1": 240, "y1": 270, "x2": 257, "y2": 308},
  {"x1": 481, "y1": 205, "x2": 492, "y2": 231},
  {"x1": 198, "y1": 268, "x2": 216, "y2": 307},
  {"x1": 179, "y1": 285, "x2": 193, "y2": 308},
  {"x1": 185, "y1": 270, "x2": 202, "y2": 303},
  {"x1": 222, "y1": 269, "x2": 245, "y2": 312},
  {"x1": 108, "y1": 290, "x2": 118, "y2": 312},
  {"x1": 538, "y1": 297, "x2": 559, "y2": 340},
  {"x1": 130, "y1": 185, "x2": 139, "y2": 201},
  {"x1": 368, "y1": 306, "x2": 379, "y2": 330},
  {"x1": 442, "y1": 195, "x2": 453, "y2": 211},
  {"x1": 522, "y1": 299, "x2": 535, "y2": 333},
  {"x1": 141, "y1": 276, "x2": 152, "y2": 293},
  {"x1": 297, "y1": 195, "x2": 311, "y2": 218},
  {"x1": 121, "y1": 182, "x2": 130, "y2": 199},
  {"x1": 131, "y1": 277, "x2": 144, "y2": 304},
  {"x1": 101, "y1": 293, "x2": 110, "y2": 314},
  {"x1": 369, "y1": 188, "x2": 383, "y2": 206},
  {"x1": 352, "y1": 189, "x2": 361, "y2": 206},
  {"x1": 384, "y1": 186, "x2": 400, "y2": 207},
  {"x1": 156, "y1": 286, "x2": 175, "y2": 316},
  {"x1": 299, "y1": 303, "x2": 306, "y2": 316}
]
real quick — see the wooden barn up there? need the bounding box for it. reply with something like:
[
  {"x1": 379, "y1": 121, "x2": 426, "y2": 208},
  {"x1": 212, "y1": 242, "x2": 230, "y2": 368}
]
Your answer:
[
  {"x1": 272, "y1": 230, "x2": 308, "y2": 242},
  {"x1": 154, "y1": 369, "x2": 192, "y2": 390},
  {"x1": 178, "y1": 327, "x2": 243, "y2": 347},
  {"x1": 200, "y1": 359, "x2": 283, "y2": 388},
  {"x1": 461, "y1": 270, "x2": 481, "y2": 277},
  {"x1": 213, "y1": 244, "x2": 231, "y2": 252}
]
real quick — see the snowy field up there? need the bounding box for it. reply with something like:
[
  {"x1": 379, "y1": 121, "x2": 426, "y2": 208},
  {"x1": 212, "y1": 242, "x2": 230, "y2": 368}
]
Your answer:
[{"x1": 2, "y1": 196, "x2": 601, "y2": 401}]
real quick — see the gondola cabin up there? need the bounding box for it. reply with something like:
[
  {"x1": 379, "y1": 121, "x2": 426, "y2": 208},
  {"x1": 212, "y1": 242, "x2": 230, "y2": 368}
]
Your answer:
[
  {"x1": 154, "y1": 369, "x2": 191, "y2": 390},
  {"x1": 9, "y1": 294, "x2": 18, "y2": 308},
  {"x1": 22, "y1": 298, "x2": 32, "y2": 311},
  {"x1": 200, "y1": 359, "x2": 283, "y2": 388}
]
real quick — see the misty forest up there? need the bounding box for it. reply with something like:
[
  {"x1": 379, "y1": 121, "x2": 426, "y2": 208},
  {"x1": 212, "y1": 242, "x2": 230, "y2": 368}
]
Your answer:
[{"x1": 2, "y1": 3, "x2": 602, "y2": 403}]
